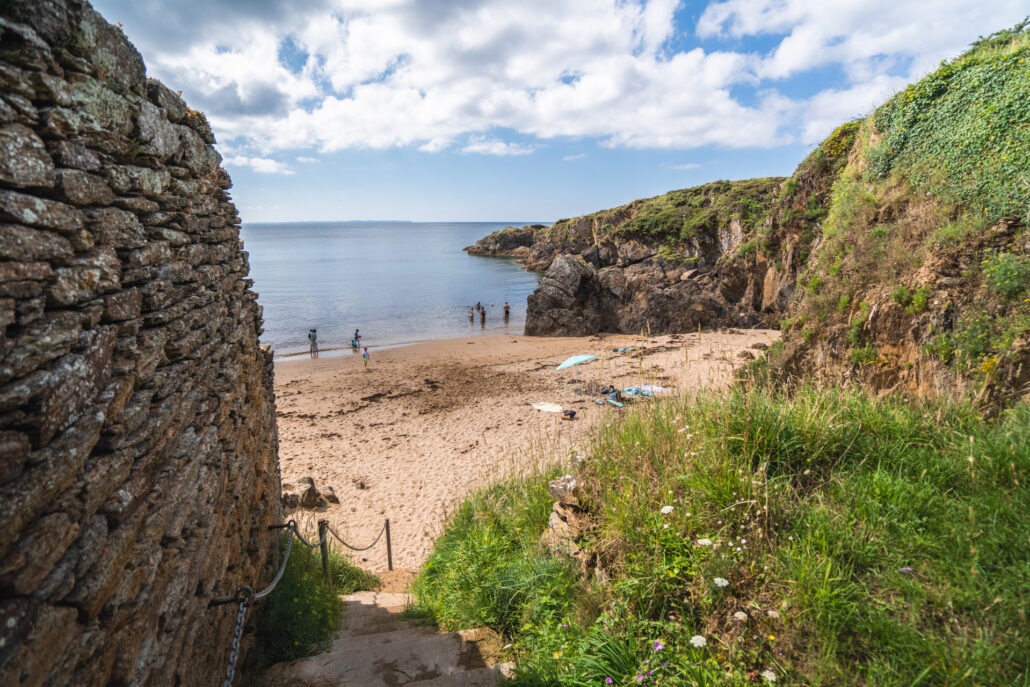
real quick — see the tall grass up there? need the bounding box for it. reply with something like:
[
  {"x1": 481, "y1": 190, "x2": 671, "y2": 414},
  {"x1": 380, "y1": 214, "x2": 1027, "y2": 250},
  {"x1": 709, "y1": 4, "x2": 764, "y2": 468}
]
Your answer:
[
  {"x1": 253, "y1": 534, "x2": 380, "y2": 666},
  {"x1": 413, "y1": 386, "x2": 1030, "y2": 685}
]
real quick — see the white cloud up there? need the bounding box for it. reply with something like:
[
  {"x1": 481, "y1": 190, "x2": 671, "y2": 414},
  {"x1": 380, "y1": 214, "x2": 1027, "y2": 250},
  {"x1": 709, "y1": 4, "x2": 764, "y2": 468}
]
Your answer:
[
  {"x1": 224, "y1": 155, "x2": 295, "y2": 174},
  {"x1": 562, "y1": 153, "x2": 587, "y2": 161},
  {"x1": 663, "y1": 162, "x2": 701, "y2": 170},
  {"x1": 296, "y1": 156, "x2": 318, "y2": 163},
  {"x1": 461, "y1": 136, "x2": 538, "y2": 156},
  {"x1": 100, "y1": 0, "x2": 1029, "y2": 162}
]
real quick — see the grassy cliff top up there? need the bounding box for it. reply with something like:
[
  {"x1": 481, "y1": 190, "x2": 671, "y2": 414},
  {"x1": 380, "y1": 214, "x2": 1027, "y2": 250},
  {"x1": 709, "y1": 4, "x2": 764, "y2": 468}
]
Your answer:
[{"x1": 548, "y1": 177, "x2": 785, "y2": 246}]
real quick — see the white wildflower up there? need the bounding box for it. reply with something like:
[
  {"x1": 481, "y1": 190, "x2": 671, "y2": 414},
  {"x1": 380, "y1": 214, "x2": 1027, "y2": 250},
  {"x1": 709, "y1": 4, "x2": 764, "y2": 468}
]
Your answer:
[
  {"x1": 696, "y1": 538, "x2": 713, "y2": 547},
  {"x1": 761, "y1": 669, "x2": 777, "y2": 683},
  {"x1": 714, "y1": 577, "x2": 729, "y2": 587},
  {"x1": 733, "y1": 611, "x2": 747, "y2": 621},
  {"x1": 689, "y1": 635, "x2": 707, "y2": 648},
  {"x1": 766, "y1": 610, "x2": 780, "y2": 619},
  {"x1": 660, "y1": 505, "x2": 674, "y2": 515}
]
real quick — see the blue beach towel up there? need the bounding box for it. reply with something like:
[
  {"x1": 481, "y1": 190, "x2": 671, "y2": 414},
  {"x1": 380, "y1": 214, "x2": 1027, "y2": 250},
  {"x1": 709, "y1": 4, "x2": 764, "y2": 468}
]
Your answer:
[{"x1": 556, "y1": 355, "x2": 597, "y2": 370}]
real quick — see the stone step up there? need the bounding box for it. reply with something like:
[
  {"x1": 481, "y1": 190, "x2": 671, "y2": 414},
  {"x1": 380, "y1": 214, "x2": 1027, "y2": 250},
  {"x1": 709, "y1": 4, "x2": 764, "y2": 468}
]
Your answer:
[
  {"x1": 410, "y1": 666, "x2": 500, "y2": 686},
  {"x1": 332, "y1": 626, "x2": 438, "y2": 653},
  {"x1": 343, "y1": 591, "x2": 414, "y2": 607},
  {"x1": 262, "y1": 631, "x2": 473, "y2": 687},
  {"x1": 341, "y1": 609, "x2": 422, "y2": 638}
]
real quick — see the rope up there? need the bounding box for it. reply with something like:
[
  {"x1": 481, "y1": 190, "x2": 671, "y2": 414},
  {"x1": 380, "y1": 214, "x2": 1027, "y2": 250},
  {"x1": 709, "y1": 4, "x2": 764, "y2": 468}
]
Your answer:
[
  {"x1": 326, "y1": 522, "x2": 386, "y2": 552},
  {"x1": 290, "y1": 523, "x2": 326, "y2": 549}
]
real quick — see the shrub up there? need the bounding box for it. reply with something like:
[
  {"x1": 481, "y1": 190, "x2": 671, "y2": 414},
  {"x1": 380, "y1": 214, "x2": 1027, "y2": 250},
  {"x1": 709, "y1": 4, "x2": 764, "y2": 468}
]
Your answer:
[
  {"x1": 891, "y1": 284, "x2": 913, "y2": 306},
  {"x1": 906, "y1": 286, "x2": 931, "y2": 313},
  {"x1": 837, "y1": 294, "x2": 852, "y2": 313},
  {"x1": 255, "y1": 537, "x2": 345, "y2": 665},
  {"x1": 849, "y1": 345, "x2": 879, "y2": 365},
  {"x1": 983, "y1": 252, "x2": 1030, "y2": 300},
  {"x1": 848, "y1": 301, "x2": 871, "y2": 345}
]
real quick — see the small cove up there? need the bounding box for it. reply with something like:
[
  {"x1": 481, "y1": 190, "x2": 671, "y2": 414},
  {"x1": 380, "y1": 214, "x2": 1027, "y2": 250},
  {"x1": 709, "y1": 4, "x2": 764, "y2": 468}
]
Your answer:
[{"x1": 241, "y1": 222, "x2": 544, "y2": 357}]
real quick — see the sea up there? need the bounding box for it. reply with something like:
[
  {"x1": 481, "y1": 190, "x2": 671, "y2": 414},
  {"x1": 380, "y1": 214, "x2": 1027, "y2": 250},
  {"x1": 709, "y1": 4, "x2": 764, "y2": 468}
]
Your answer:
[{"x1": 240, "y1": 222, "x2": 546, "y2": 358}]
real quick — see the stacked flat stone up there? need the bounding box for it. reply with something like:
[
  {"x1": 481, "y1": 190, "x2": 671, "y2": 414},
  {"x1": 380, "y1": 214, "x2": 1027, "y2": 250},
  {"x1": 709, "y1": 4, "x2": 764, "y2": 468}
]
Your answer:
[{"x1": 0, "y1": 1, "x2": 281, "y2": 685}]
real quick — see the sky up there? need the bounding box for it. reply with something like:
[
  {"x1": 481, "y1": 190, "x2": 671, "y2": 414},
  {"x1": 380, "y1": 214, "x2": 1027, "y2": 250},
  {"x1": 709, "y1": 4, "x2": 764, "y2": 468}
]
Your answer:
[{"x1": 92, "y1": 0, "x2": 1028, "y2": 223}]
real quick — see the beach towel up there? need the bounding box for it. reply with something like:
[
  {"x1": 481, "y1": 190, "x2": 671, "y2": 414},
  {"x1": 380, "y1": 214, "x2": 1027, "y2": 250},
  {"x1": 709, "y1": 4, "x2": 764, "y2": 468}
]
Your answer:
[
  {"x1": 531, "y1": 402, "x2": 563, "y2": 413},
  {"x1": 640, "y1": 384, "x2": 670, "y2": 394},
  {"x1": 556, "y1": 355, "x2": 597, "y2": 370},
  {"x1": 622, "y1": 387, "x2": 654, "y2": 398}
]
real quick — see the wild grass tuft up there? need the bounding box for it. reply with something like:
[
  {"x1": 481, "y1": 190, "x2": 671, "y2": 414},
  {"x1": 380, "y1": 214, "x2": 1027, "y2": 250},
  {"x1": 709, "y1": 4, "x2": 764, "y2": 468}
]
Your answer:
[{"x1": 253, "y1": 535, "x2": 380, "y2": 666}]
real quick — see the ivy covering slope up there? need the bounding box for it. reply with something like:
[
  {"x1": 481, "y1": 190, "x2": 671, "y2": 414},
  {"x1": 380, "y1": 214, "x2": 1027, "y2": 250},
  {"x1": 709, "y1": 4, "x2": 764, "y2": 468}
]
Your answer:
[{"x1": 770, "y1": 22, "x2": 1030, "y2": 400}]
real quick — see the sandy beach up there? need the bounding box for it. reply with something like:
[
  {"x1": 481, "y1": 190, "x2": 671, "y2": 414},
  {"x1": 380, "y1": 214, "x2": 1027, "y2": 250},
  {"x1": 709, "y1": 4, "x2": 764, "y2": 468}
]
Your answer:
[{"x1": 275, "y1": 330, "x2": 778, "y2": 570}]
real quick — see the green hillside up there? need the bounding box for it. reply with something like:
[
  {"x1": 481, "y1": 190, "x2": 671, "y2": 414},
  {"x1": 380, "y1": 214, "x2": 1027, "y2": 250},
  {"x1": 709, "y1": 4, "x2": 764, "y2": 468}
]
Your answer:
[{"x1": 413, "y1": 22, "x2": 1030, "y2": 687}]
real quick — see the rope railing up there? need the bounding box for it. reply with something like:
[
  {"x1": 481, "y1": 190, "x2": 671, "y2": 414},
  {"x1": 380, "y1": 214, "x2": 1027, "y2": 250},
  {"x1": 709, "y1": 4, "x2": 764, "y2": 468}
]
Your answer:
[{"x1": 208, "y1": 517, "x2": 394, "y2": 686}]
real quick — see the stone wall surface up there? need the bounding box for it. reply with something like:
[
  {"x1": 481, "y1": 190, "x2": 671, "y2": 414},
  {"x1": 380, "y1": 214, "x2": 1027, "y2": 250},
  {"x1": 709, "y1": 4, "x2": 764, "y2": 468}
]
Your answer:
[{"x1": 0, "y1": 1, "x2": 281, "y2": 685}]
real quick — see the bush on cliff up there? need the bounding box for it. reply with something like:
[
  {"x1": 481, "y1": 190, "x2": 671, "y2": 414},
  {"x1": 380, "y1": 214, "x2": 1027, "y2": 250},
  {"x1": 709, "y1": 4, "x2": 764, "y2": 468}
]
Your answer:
[{"x1": 414, "y1": 387, "x2": 1030, "y2": 685}]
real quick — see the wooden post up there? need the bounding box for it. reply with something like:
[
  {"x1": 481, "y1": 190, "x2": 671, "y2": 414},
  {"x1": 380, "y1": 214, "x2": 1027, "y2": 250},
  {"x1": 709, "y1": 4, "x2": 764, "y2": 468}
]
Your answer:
[
  {"x1": 385, "y1": 518, "x2": 393, "y2": 571},
  {"x1": 317, "y1": 519, "x2": 330, "y2": 585}
]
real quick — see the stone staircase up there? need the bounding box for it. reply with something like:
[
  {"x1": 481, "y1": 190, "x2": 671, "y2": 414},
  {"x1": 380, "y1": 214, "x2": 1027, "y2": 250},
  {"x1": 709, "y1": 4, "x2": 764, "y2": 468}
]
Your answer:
[{"x1": 259, "y1": 589, "x2": 505, "y2": 686}]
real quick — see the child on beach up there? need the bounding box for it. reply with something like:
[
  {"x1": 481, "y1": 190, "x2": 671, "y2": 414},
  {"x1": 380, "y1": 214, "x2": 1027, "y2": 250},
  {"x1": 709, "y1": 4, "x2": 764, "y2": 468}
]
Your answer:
[
  {"x1": 308, "y1": 329, "x2": 318, "y2": 358},
  {"x1": 362, "y1": 346, "x2": 370, "y2": 370}
]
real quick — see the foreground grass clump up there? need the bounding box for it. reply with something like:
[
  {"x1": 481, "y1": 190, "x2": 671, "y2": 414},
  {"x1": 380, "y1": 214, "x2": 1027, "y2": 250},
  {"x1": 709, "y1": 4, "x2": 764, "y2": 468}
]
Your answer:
[
  {"x1": 414, "y1": 387, "x2": 1030, "y2": 685},
  {"x1": 254, "y1": 537, "x2": 379, "y2": 665}
]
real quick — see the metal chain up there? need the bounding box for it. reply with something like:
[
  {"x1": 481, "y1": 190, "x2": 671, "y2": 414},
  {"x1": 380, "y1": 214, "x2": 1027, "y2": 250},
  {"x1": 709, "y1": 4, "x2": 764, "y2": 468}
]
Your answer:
[
  {"x1": 326, "y1": 522, "x2": 386, "y2": 552},
  {"x1": 254, "y1": 526, "x2": 294, "y2": 599},
  {"x1": 222, "y1": 586, "x2": 252, "y2": 687}
]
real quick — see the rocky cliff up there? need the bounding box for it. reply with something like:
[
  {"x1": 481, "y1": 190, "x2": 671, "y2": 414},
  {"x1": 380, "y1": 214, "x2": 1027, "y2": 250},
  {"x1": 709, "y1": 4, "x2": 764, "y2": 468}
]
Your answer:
[
  {"x1": 475, "y1": 21, "x2": 1029, "y2": 405},
  {"x1": 466, "y1": 172, "x2": 837, "y2": 337},
  {"x1": 0, "y1": 1, "x2": 281, "y2": 685}
]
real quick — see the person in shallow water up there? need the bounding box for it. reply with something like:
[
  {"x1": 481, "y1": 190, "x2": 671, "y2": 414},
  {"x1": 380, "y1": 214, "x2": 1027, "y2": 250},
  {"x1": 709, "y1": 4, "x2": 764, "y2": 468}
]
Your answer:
[
  {"x1": 503, "y1": 301, "x2": 510, "y2": 320},
  {"x1": 475, "y1": 301, "x2": 482, "y2": 311},
  {"x1": 480, "y1": 307, "x2": 486, "y2": 328},
  {"x1": 308, "y1": 329, "x2": 318, "y2": 358},
  {"x1": 468, "y1": 307, "x2": 474, "y2": 321}
]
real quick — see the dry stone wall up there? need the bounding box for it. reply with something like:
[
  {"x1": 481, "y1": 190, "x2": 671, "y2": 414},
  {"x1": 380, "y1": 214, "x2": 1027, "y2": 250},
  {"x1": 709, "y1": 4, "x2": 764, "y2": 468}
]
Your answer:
[{"x1": 0, "y1": 1, "x2": 281, "y2": 684}]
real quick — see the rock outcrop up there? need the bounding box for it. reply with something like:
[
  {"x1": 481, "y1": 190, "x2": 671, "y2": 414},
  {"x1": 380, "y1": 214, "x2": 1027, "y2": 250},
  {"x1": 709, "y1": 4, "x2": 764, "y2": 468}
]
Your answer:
[
  {"x1": 470, "y1": 176, "x2": 823, "y2": 337},
  {"x1": 0, "y1": 1, "x2": 281, "y2": 685}
]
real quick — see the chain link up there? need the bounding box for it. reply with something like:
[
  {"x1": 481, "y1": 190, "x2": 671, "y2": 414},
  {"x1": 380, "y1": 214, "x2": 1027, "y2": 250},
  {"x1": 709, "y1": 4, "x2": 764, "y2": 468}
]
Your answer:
[
  {"x1": 254, "y1": 526, "x2": 294, "y2": 599},
  {"x1": 326, "y1": 522, "x2": 386, "y2": 552},
  {"x1": 222, "y1": 586, "x2": 252, "y2": 687}
]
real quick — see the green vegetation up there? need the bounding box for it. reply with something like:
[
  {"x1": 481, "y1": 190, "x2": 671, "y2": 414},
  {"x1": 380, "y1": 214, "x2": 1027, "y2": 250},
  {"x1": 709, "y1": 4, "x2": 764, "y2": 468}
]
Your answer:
[
  {"x1": 548, "y1": 178, "x2": 784, "y2": 249},
  {"x1": 848, "y1": 345, "x2": 879, "y2": 365},
  {"x1": 926, "y1": 303, "x2": 1030, "y2": 375},
  {"x1": 906, "y1": 286, "x2": 932, "y2": 314},
  {"x1": 868, "y1": 21, "x2": 1030, "y2": 222},
  {"x1": 410, "y1": 473, "x2": 580, "y2": 638},
  {"x1": 983, "y1": 252, "x2": 1030, "y2": 300},
  {"x1": 255, "y1": 537, "x2": 379, "y2": 665},
  {"x1": 891, "y1": 284, "x2": 912, "y2": 306},
  {"x1": 414, "y1": 387, "x2": 1030, "y2": 685}
]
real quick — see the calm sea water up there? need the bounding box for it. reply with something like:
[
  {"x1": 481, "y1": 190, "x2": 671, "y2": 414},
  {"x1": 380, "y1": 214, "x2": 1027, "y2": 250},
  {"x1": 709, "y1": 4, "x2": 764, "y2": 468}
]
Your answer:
[{"x1": 240, "y1": 222, "x2": 544, "y2": 357}]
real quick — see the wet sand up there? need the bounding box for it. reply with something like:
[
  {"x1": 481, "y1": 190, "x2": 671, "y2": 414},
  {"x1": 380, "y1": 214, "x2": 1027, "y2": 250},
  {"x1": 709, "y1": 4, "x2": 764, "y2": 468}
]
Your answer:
[{"x1": 274, "y1": 330, "x2": 777, "y2": 571}]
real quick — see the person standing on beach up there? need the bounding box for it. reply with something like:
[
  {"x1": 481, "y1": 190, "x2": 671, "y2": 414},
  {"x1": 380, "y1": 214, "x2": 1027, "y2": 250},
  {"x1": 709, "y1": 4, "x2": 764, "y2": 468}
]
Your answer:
[
  {"x1": 362, "y1": 346, "x2": 370, "y2": 370},
  {"x1": 308, "y1": 329, "x2": 318, "y2": 358}
]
